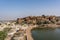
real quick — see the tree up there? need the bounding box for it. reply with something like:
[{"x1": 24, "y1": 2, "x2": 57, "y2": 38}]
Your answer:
[{"x1": 42, "y1": 15, "x2": 46, "y2": 18}]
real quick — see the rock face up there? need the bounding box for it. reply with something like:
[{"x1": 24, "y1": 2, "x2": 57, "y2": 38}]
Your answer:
[{"x1": 17, "y1": 15, "x2": 59, "y2": 25}]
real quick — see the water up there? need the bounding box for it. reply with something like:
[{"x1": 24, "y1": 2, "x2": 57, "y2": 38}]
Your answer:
[{"x1": 31, "y1": 28, "x2": 60, "y2": 40}]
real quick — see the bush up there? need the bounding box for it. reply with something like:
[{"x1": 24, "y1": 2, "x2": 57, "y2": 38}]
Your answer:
[
  {"x1": 0, "y1": 27, "x2": 12, "y2": 40},
  {"x1": 36, "y1": 20, "x2": 49, "y2": 25},
  {"x1": 43, "y1": 21, "x2": 49, "y2": 24},
  {"x1": 36, "y1": 21, "x2": 42, "y2": 25},
  {"x1": 56, "y1": 19, "x2": 59, "y2": 22},
  {"x1": 0, "y1": 31, "x2": 7, "y2": 40}
]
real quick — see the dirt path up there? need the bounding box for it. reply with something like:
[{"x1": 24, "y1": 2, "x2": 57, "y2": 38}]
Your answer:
[{"x1": 26, "y1": 25, "x2": 37, "y2": 40}]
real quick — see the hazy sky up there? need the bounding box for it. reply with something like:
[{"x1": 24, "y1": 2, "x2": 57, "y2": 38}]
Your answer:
[{"x1": 0, "y1": 0, "x2": 60, "y2": 20}]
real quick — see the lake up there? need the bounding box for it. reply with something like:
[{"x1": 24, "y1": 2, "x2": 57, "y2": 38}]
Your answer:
[{"x1": 31, "y1": 28, "x2": 60, "y2": 40}]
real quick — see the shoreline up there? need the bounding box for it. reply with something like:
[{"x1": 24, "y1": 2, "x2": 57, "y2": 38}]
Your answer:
[{"x1": 26, "y1": 24, "x2": 60, "y2": 40}]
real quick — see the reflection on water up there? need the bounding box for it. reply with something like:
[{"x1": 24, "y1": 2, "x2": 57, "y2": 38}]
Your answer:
[{"x1": 31, "y1": 28, "x2": 60, "y2": 40}]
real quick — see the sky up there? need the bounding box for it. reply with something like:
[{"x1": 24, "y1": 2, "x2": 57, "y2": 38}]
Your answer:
[{"x1": 0, "y1": 0, "x2": 60, "y2": 20}]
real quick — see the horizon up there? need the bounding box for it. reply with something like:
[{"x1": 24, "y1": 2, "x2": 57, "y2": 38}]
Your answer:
[{"x1": 0, "y1": 0, "x2": 60, "y2": 20}]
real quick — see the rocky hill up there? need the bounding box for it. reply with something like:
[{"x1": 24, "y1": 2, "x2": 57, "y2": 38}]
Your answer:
[{"x1": 17, "y1": 15, "x2": 60, "y2": 25}]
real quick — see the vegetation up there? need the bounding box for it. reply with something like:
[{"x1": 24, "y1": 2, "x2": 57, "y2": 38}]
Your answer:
[
  {"x1": 36, "y1": 20, "x2": 49, "y2": 25},
  {"x1": 17, "y1": 15, "x2": 60, "y2": 25},
  {"x1": 42, "y1": 15, "x2": 46, "y2": 18},
  {"x1": 0, "y1": 27, "x2": 12, "y2": 40},
  {"x1": 36, "y1": 20, "x2": 42, "y2": 25},
  {"x1": 0, "y1": 31, "x2": 7, "y2": 40},
  {"x1": 56, "y1": 19, "x2": 59, "y2": 22}
]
